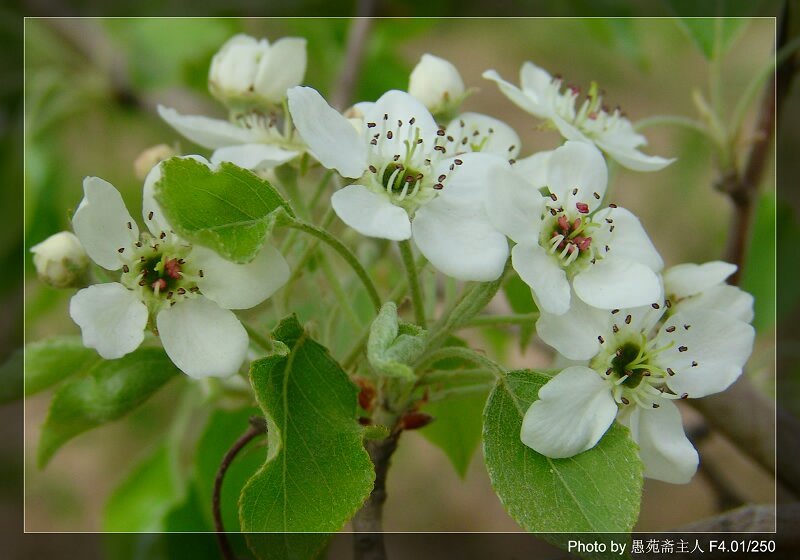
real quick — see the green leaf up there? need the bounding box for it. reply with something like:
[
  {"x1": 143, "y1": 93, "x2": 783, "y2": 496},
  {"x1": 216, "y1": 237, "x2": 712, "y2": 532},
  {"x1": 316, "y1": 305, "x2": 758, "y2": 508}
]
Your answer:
[
  {"x1": 420, "y1": 388, "x2": 489, "y2": 478},
  {"x1": 103, "y1": 443, "x2": 182, "y2": 532},
  {"x1": 483, "y1": 370, "x2": 642, "y2": 533},
  {"x1": 37, "y1": 347, "x2": 181, "y2": 467},
  {"x1": 367, "y1": 301, "x2": 427, "y2": 379},
  {"x1": 672, "y1": 14, "x2": 748, "y2": 59},
  {"x1": 239, "y1": 315, "x2": 374, "y2": 536},
  {"x1": 742, "y1": 191, "x2": 779, "y2": 330},
  {"x1": 155, "y1": 158, "x2": 293, "y2": 264},
  {"x1": 502, "y1": 274, "x2": 537, "y2": 350},
  {"x1": 24, "y1": 336, "x2": 100, "y2": 396}
]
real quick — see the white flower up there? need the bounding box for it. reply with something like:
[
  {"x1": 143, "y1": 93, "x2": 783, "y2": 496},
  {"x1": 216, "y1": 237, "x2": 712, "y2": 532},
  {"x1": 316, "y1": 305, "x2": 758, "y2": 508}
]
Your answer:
[
  {"x1": 287, "y1": 86, "x2": 511, "y2": 282},
  {"x1": 663, "y1": 261, "x2": 754, "y2": 323},
  {"x1": 30, "y1": 231, "x2": 89, "y2": 288},
  {"x1": 158, "y1": 105, "x2": 302, "y2": 172},
  {"x1": 487, "y1": 141, "x2": 663, "y2": 315},
  {"x1": 525, "y1": 297, "x2": 755, "y2": 483},
  {"x1": 134, "y1": 144, "x2": 177, "y2": 180},
  {"x1": 209, "y1": 34, "x2": 306, "y2": 107},
  {"x1": 483, "y1": 62, "x2": 675, "y2": 172},
  {"x1": 68, "y1": 161, "x2": 290, "y2": 378},
  {"x1": 408, "y1": 54, "x2": 466, "y2": 117}
]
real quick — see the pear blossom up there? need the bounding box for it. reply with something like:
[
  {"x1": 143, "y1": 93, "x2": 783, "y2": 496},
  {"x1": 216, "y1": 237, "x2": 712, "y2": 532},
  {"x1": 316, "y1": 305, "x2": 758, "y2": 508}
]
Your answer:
[
  {"x1": 208, "y1": 34, "x2": 307, "y2": 108},
  {"x1": 409, "y1": 54, "x2": 466, "y2": 118},
  {"x1": 30, "y1": 231, "x2": 89, "y2": 288},
  {"x1": 525, "y1": 297, "x2": 755, "y2": 483},
  {"x1": 287, "y1": 86, "x2": 511, "y2": 282},
  {"x1": 487, "y1": 141, "x2": 663, "y2": 315},
  {"x1": 663, "y1": 261, "x2": 754, "y2": 323},
  {"x1": 68, "y1": 161, "x2": 290, "y2": 378},
  {"x1": 483, "y1": 62, "x2": 675, "y2": 172}
]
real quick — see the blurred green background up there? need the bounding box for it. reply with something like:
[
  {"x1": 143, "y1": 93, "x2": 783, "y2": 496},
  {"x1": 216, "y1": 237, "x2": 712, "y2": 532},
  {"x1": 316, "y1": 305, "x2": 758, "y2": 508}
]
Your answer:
[{"x1": 12, "y1": 13, "x2": 787, "y2": 545}]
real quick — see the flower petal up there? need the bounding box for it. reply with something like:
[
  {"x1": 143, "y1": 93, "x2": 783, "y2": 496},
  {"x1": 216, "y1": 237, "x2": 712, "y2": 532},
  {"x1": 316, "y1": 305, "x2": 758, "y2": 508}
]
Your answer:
[
  {"x1": 547, "y1": 141, "x2": 608, "y2": 208},
  {"x1": 69, "y1": 283, "x2": 148, "y2": 359},
  {"x1": 519, "y1": 61, "x2": 554, "y2": 99},
  {"x1": 445, "y1": 112, "x2": 521, "y2": 158},
  {"x1": 287, "y1": 87, "x2": 367, "y2": 178},
  {"x1": 365, "y1": 90, "x2": 438, "y2": 159},
  {"x1": 512, "y1": 150, "x2": 551, "y2": 189},
  {"x1": 676, "y1": 284, "x2": 754, "y2": 323},
  {"x1": 157, "y1": 297, "x2": 248, "y2": 378},
  {"x1": 210, "y1": 143, "x2": 298, "y2": 170},
  {"x1": 73, "y1": 176, "x2": 137, "y2": 270},
  {"x1": 656, "y1": 309, "x2": 755, "y2": 398},
  {"x1": 592, "y1": 206, "x2": 663, "y2": 272},
  {"x1": 413, "y1": 198, "x2": 508, "y2": 282},
  {"x1": 626, "y1": 401, "x2": 698, "y2": 484},
  {"x1": 157, "y1": 105, "x2": 258, "y2": 149},
  {"x1": 193, "y1": 244, "x2": 289, "y2": 309},
  {"x1": 536, "y1": 296, "x2": 609, "y2": 360},
  {"x1": 331, "y1": 184, "x2": 411, "y2": 240},
  {"x1": 142, "y1": 161, "x2": 170, "y2": 235},
  {"x1": 664, "y1": 261, "x2": 737, "y2": 299},
  {"x1": 512, "y1": 243, "x2": 570, "y2": 315},
  {"x1": 485, "y1": 163, "x2": 544, "y2": 244},
  {"x1": 254, "y1": 37, "x2": 307, "y2": 102},
  {"x1": 482, "y1": 69, "x2": 548, "y2": 118},
  {"x1": 595, "y1": 136, "x2": 675, "y2": 172},
  {"x1": 521, "y1": 366, "x2": 618, "y2": 458},
  {"x1": 573, "y1": 257, "x2": 663, "y2": 310}
]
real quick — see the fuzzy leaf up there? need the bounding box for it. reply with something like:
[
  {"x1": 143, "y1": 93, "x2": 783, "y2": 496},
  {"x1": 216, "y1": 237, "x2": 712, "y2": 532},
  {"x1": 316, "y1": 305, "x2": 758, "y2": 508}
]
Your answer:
[
  {"x1": 367, "y1": 301, "x2": 426, "y2": 379},
  {"x1": 155, "y1": 157, "x2": 293, "y2": 264},
  {"x1": 483, "y1": 369, "x2": 642, "y2": 533}
]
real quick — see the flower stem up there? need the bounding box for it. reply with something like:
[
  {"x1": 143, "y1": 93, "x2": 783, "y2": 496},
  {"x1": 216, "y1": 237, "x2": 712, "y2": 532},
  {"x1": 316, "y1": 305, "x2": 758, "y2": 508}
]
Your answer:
[
  {"x1": 243, "y1": 323, "x2": 273, "y2": 353},
  {"x1": 633, "y1": 114, "x2": 708, "y2": 136},
  {"x1": 415, "y1": 346, "x2": 506, "y2": 378},
  {"x1": 462, "y1": 312, "x2": 539, "y2": 329},
  {"x1": 286, "y1": 219, "x2": 382, "y2": 311},
  {"x1": 398, "y1": 240, "x2": 426, "y2": 326}
]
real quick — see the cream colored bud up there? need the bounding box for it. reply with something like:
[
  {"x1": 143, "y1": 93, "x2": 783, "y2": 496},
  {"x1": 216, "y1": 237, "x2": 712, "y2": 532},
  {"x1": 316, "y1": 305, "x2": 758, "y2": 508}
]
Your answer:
[
  {"x1": 134, "y1": 144, "x2": 176, "y2": 180},
  {"x1": 30, "y1": 232, "x2": 89, "y2": 288},
  {"x1": 409, "y1": 54, "x2": 465, "y2": 116},
  {"x1": 208, "y1": 34, "x2": 307, "y2": 107}
]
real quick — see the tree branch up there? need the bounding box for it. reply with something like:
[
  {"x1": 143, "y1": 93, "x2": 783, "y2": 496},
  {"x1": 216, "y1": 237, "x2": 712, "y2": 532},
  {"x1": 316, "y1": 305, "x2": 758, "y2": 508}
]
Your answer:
[
  {"x1": 331, "y1": 0, "x2": 377, "y2": 110},
  {"x1": 213, "y1": 416, "x2": 268, "y2": 560},
  {"x1": 352, "y1": 432, "x2": 401, "y2": 560}
]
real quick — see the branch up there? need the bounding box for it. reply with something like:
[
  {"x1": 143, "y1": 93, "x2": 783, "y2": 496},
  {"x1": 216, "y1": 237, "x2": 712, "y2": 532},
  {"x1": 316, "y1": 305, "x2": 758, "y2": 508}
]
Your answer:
[
  {"x1": 331, "y1": 0, "x2": 377, "y2": 110},
  {"x1": 352, "y1": 432, "x2": 401, "y2": 560},
  {"x1": 213, "y1": 416, "x2": 268, "y2": 560}
]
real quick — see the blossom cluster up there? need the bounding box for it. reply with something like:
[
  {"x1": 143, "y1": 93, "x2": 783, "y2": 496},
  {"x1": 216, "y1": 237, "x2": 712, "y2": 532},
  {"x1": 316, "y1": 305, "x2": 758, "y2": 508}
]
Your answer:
[{"x1": 31, "y1": 33, "x2": 755, "y2": 485}]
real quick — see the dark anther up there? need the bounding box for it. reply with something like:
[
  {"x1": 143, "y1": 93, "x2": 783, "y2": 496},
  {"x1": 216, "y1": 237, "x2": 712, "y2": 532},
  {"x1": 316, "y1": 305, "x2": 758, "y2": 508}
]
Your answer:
[
  {"x1": 620, "y1": 397, "x2": 630, "y2": 405},
  {"x1": 387, "y1": 131, "x2": 393, "y2": 139},
  {"x1": 148, "y1": 211, "x2": 154, "y2": 220},
  {"x1": 118, "y1": 247, "x2": 125, "y2": 253},
  {"x1": 611, "y1": 309, "x2": 620, "y2": 314},
  {"x1": 369, "y1": 165, "x2": 377, "y2": 173},
  {"x1": 651, "y1": 303, "x2": 660, "y2": 309},
  {"x1": 598, "y1": 335, "x2": 605, "y2": 344},
  {"x1": 667, "y1": 368, "x2": 675, "y2": 376},
  {"x1": 666, "y1": 326, "x2": 676, "y2": 333},
  {"x1": 122, "y1": 265, "x2": 129, "y2": 273},
  {"x1": 593, "y1": 192, "x2": 600, "y2": 199},
  {"x1": 678, "y1": 346, "x2": 688, "y2": 352},
  {"x1": 625, "y1": 314, "x2": 632, "y2": 324}
]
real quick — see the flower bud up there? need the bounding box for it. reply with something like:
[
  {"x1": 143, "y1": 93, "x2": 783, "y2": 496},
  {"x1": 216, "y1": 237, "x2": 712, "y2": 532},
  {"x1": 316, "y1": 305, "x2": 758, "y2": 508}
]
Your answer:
[
  {"x1": 30, "y1": 232, "x2": 89, "y2": 288},
  {"x1": 409, "y1": 54, "x2": 465, "y2": 118},
  {"x1": 209, "y1": 34, "x2": 307, "y2": 108},
  {"x1": 134, "y1": 144, "x2": 176, "y2": 180}
]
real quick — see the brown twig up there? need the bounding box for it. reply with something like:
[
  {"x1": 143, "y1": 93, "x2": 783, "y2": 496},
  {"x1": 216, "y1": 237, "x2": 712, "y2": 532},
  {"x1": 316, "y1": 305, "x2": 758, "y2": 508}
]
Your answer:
[
  {"x1": 330, "y1": 0, "x2": 377, "y2": 110},
  {"x1": 352, "y1": 431, "x2": 401, "y2": 560},
  {"x1": 213, "y1": 416, "x2": 268, "y2": 560}
]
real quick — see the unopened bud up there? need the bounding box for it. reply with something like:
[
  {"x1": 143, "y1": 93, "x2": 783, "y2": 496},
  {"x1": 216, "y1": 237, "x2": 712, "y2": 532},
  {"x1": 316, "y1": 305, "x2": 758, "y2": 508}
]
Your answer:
[
  {"x1": 30, "y1": 232, "x2": 89, "y2": 288},
  {"x1": 409, "y1": 54, "x2": 465, "y2": 118},
  {"x1": 209, "y1": 34, "x2": 306, "y2": 108},
  {"x1": 399, "y1": 412, "x2": 434, "y2": 431},
  {"x1": 134, "y1": 144, "x2": 176, "y2": 180}
]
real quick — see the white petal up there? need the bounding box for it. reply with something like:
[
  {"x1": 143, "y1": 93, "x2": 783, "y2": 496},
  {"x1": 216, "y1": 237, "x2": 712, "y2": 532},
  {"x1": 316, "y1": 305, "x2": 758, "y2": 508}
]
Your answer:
[
  {"x1": 664, "y1": 261, "x2": 737, "y2": 299},
  {"x1": 287, "y1": 87, "x2": 367, "y2": 178},
  {"x1": 157, "y1": 298, "x2": 248, "y2": 378},
  {"x1": 157, "y1": 105, "x2": 258, "y2": 149},
  {"x1": 519, "y1": 61, "x2": 554, "y2": 98},
  {"x1": 547, "y1": 141, "x2": 608, "y2": 207},
  {"x1": 254, "y1": 37, "x2": 307, "y2": 102},
  {"x1": 626, "y1": 402, "x2": 698, "y2": 484},
  {"x1": 193, "y1": 244, "x2": 289, "y2": 309},
  {"x1": 676, "y1": 284, "x2": 754, "y2": 323},
  {"x1": 595, "y1": 136, "x2": 675, "y2": 172},
  {"x1": 512, "y1": 150, "x2": 552, "y2": 189},
  {"x1": 408, "y1": 54, "x2": 465, "y2": 112},
  {"x1": 210, "y1": 143, "x2": 298, "y2": 170},
  {"x1": 435, "y1": 151, "x2": 506, "y2": 207},
  {"x1": 142, "y1": 161, "x2": 170, "y2": 235},
  {"x1": 331, "y1": 184, "x2": 411, "y2": 240},
  {"x1": 536, "y1": 296, "x2": 609, "y2": 360},
  {"x1": 445, "y1": 112, "x2": 521, "y2": 158},
  {"x1": 573, "y1": 258, "x2": 663, "y2": 310},
  {"x1": 413, "y1": 201, "x2": 508, "y2": 282},
  {"x1": 485, "y1": 163, "x2": 544, "y2": 244},
  {"x1": 72, "y1": 177, "x2": 137, "y2": 270},
  {"x1": 365, "y1": 90, "x2": 438, "y2": 159},
  {"x1": 482, "y1": 69, "x2": 549, "y2": 118},
  {"x1": 69, "y1": 283, "x2": 148, "y2": 359},
  {"x1": 521, "y1": 366, "x2": 618, "y2": 458},
  {"x1": 655, "y1": 309, "x2": 755, "y2": 398},
  {"x1": 593, "y1": 206, "x2": 664, "y2": 272},
  {"x1": 511, "y1": 243, "x2": 570, "y2": 316}
]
